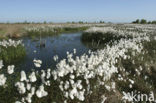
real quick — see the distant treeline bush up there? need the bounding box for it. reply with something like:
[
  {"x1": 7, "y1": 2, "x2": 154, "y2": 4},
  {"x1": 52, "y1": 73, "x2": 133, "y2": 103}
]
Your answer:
[
  {"x1": 0, "y1": 21, "x2": 53, "y2": 24},
  {"x1": 0, "y1": 20, "x2": 106, "y2": 24},
  {"x1": 132, "y1": 19, "x2": 156, "y2": 24}
]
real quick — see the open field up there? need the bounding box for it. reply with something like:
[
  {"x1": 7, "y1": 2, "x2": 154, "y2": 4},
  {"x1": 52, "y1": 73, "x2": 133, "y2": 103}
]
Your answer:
[{"x1": 0, "y1": 23, "x2": 156, "y2": 103}]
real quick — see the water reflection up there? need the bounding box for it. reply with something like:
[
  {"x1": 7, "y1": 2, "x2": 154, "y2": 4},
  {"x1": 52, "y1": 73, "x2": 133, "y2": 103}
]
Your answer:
[{"x1": 16, "y1": 32, "x2": 89, "y2": 72}]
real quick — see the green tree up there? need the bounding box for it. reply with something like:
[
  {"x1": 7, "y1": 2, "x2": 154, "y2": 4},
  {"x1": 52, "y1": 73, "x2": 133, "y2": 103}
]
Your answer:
[
  {"x1": 140, "y1": 19, "x2": 147, "y2": 24},
  {"x1": 72, "y1": 21, "x2": 75, "y2": 24},
  {"x1": 43, "y1": 21, "x2": 47, "y2": 24},
  {"x1": 152, "y1": 21, "x2": 156, "y2": 24},
  {"x1": 132, "y1": 19, "x2": 140, "y2": 24},
  {"x1": 148, "y1": 21, "x2": 151, "y2": 24},
  {"x1": 78, "y1": 21, "x2": 83, "y2": 24},
  {"x1": 100, "y1": 21, "x2": 105, "y2": 23},
  {"x1": 23, "y1": 20, "x2": 29, "y2": 24}
]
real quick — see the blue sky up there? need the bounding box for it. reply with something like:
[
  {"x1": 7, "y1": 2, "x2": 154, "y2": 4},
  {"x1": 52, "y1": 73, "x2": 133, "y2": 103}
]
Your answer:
[{"x1": 0, "y1": 0, "x2": 155, "y2": 23}]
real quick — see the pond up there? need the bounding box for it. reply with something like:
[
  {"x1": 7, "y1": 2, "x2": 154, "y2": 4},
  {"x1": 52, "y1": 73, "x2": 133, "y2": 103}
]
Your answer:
[{"x1": 16, "y1": 32, "x2": 90, "y2": 72}]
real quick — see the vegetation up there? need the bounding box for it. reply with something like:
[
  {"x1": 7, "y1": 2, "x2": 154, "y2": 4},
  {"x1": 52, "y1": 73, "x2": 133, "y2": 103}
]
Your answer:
[
  {"x1": 132, "y1": 19, "x2": 156, "y2": 24},
  {"x1": 0, "y1": 45, "x2": 26, "y2": 64},
  {"x1": 81, "y1": 32, "x2": 124, "y2": 44},
  {"x1": 25, "y1": 26, "x2": 88, "y2": 39},
  {"x1": 0, "y1": 40, "x2": 26, "y2": 64},
  {"x1": 0, "y1": 23, "x2": 90, "y2": 39},
  {"x1": 0, "y1": 24, "x2": 156, "y2": 103},
  {"x1": 81, "y1": 27, "x2": 133, "y2": 45},
  {"x1": 81, "y1": 25, "x2": 156, "y2": 102}
]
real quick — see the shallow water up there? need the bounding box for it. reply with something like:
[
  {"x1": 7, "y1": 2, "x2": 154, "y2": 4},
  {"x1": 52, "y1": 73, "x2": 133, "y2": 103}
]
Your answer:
[{"x1": 16, "y1": 32, "x2": 89, "y2": 72}]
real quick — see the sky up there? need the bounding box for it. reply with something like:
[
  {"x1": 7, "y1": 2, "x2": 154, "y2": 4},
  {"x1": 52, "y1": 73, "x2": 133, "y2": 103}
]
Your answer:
[{"x1": 0, "y1": 0, "x2": 156, "y2": 23}]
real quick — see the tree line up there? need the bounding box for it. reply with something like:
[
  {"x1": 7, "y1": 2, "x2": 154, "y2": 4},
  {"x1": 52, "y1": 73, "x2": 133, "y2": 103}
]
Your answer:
[
  {"x1": 132, "y1": 19, "x2": 156, "y2": 24},
  {"x1": 0, "y1": 20, "x2": 107, "y2": 24}
]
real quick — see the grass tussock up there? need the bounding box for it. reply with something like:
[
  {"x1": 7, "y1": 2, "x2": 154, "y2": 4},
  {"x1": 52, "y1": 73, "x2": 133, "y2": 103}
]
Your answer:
[
  {"x1": 114, "y1": 39, "x2": 156, "y2": 97},
  {"x1": 0, "y1": 44, "x2": 26, "y2": 64},
  {"x1": 81, "y1": 32, "x2": 124, "y2": 44}
]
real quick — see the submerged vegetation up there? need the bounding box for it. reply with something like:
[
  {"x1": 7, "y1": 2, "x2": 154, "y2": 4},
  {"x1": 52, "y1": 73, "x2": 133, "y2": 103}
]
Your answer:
[{"x1": 0, "y1": 23, "x2": 156, "y2": 103}]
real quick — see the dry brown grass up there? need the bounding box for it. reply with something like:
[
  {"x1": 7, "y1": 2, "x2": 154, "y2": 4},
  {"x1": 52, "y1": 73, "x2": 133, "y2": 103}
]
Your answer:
[
  {"x1": 0, "y1": 24, "x2": 49, "y2": 38},
  {"x1": 0, "y1": 23, "x2": 89, "y2": 38},
  {"x1": 0, "y1": 24, "x2": 26, "y2": 38}
]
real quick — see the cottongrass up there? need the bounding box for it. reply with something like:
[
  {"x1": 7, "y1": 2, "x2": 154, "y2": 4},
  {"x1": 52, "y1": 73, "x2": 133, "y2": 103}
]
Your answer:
[
  {"x1": 33, "y1": 59, "x2": 42, "y2": 68},
  {"x1": 0, "y1": 39, "x2": 22, "y2": 48},
  {"x1": 0, "y1": 24, "x2": 156, "y2": 103},
  {"x1": 0, "y1": 74, "x2": 7, "y2": 86},
  {"x1": 0, "y1": 60, "x2": 4, "y2": 69},
  {"x1": 0, "y1": 39, "x2": 26, "y2": 64},
  {"x1": 7, "y1": 65, "x2": 15, "y2": 74},
  {"x1": 24, "y1": 24, "x2": 90, "y2": 38}
]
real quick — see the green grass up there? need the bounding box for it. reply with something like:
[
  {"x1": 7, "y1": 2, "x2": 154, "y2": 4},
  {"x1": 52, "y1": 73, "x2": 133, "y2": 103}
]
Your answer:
[
  {"x1": 0, "y1": 44, "x2": 26, "y2": 64},
  {"x1": 81, "y1": 32, "x2": 126, "y2": 45},
  {"x1": 114, "y1": 39, "x2": 156, "y2": 102},
  {"x1": 62, "y1": 27, "x2": 88, "y2": 33}
]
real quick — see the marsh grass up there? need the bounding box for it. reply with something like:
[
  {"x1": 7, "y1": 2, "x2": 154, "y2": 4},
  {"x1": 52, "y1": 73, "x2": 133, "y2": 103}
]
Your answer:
[
  {"x1": 0, "y1": 85, "x2": 20, "y2": 103},
  {"x1": 81, "y1": 31, "x2": 156, "y2": 102},
  {"x1": 0, "y1": 70, "x2": 22, "y2": 103},
  {"x1": 0, "y1": 24, "x2": 89, "y2": 39},
  {"x1": 26, "y1": 26, "x2": 88, "y2": 39},
  {"x1": 1, "y1": 39, "x2": 156, "y2": 103},
  {"x1": 1, "y1": 24, "x2": 156, "y2": 103},
  {"x1": 0, "y1": 70, "x2": 118, "y2": 103},
  {"x1": 114, "y1": 39, "x2": 156, "y2": 101},
  {"x1": 81, "y1": 32, "x2": 126, "y2": 44},
  {"x1": 0, "y1": 45, "x2": 26, "y2": 64}
]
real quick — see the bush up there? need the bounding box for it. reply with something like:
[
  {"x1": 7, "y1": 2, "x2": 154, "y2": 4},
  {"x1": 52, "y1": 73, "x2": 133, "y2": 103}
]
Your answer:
[
  {"x1": 132, "y1": 19, "x2": 140, "y2": 24},
  {"x1": 140, "y1": 19, "x2": 147, "y2": 24}
]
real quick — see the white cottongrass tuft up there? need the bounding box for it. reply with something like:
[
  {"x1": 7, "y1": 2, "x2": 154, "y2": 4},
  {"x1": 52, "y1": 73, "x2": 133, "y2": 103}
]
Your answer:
[
  {"x1": 29, "y1": 72, "x2": 37, "y2": 83},
  {"x1": 0, "y1": 39, "x2": 22, "y2": 48},
  {"x1": 15, "y1": 82, "x2": 26, "y2": 94},
  {"x1": 33, "y1": 59, "x2": 42, "y2": 68},
  {"x1": 0, "y1": 60, "x2": 4, "y2": 69},
  {"x1": 7, "y1": 65, "x2": 15, "y2": 74},
  {"x1": 53, "y1": 55, "x2": 59, "y2": 61},
  {"x1": 20, "y1": 71, "x2": 27, "y2": 82},
  {"x1": 15, "y1": 101, "x2": 22, "y2": 103},
  {"x1": 0, "y1": 74, "x2": 7, "y2": 86},
  {"x1": 36, "y1": 85, "x2": 48, "y2": 98}
]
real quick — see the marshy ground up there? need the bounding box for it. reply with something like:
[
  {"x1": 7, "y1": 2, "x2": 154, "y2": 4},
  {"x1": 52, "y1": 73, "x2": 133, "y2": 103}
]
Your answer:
[{"x1": 0, "y1": 23, "x2": 156, "y2": 103}]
